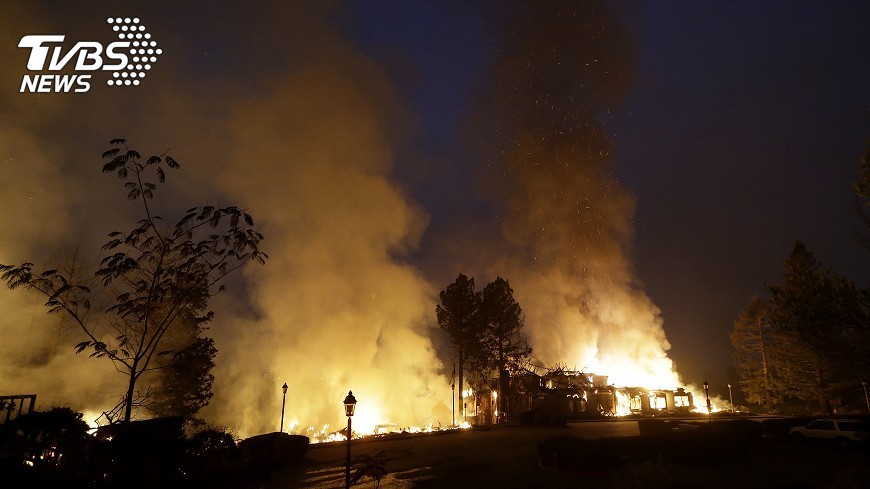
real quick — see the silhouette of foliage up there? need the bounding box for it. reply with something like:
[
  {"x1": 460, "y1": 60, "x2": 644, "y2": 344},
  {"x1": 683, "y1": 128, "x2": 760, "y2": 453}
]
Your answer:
[
  {"x1": 0, "y1": 139, "x2": 267, "y2": 423},
  {"x1": 735, "y1": 241, "x2": 870, "y2": 413},
  {"x1": 436, "y1": 274, "x2": 482, "y2": 419},
  {"x1": 351, "y1": 451, "x2": 390, "y2": 487},
  {"x1": 479, "y1": 277, "x2": 531, "y2": 414},
  {"x1": 855, "y1": 132, "x2": 870, "y2": 249}
]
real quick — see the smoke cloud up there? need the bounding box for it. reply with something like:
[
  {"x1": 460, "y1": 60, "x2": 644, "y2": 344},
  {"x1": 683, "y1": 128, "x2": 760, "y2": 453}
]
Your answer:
[
  {"x1": 206, "y1": 68, "x2": 450, "y2": 434},
  {"x1": 471, "y1": 1, "x2": 683, "y2": 387}
]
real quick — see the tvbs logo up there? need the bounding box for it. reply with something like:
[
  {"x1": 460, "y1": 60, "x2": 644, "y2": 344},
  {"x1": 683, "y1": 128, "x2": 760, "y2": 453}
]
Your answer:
[{"x1": 18, "y1": 17, "x2": 162, "y2": 93}]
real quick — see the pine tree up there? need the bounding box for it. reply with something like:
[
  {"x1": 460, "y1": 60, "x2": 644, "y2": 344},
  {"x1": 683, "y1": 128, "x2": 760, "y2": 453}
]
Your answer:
[
  {"x1": 767, "y1": 241, "x2": 846, "y2": 413},
  {"x1": 855, "y1": 133, "x2": 870, "y2": 248},
  {"x1": 436, "y1": 274, "x2": 481, "y2": 421},
  {"x1": 480, "y1": 277, "x2": 531, "y2": 418},
  {"x1": 731, "y1": 296, "x2": 776, "y2": 412},
  {"x1": 147, "y1": 307, "x2": 217, "y2": 420}
]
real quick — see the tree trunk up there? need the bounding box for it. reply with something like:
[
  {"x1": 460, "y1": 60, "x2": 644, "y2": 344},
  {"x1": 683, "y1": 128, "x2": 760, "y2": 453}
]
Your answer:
[
  {"x1": 817, "y1": 367, "x2": 832, "y2": 415},
  {"x1": 758, "y1": 318, "x2": 772, "y2": 413},
  {"x1": 458, "y1": 345, "x2": 464, "y2": 422},
  {"x1": 123, "y1": 362, "x2": 138, "y2": 423},
  {"x1": 497, "y1": 340, "x2": 505, "y2": 420}
]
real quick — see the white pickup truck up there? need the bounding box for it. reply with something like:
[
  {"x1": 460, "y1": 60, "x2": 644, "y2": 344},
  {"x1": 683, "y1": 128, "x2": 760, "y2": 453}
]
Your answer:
[{"x1": 789, "y1": 419, "x2": 870, "y2": 449}]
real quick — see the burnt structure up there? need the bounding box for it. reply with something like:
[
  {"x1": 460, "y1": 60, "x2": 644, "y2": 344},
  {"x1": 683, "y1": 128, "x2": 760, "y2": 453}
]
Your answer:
[{"x1": 469, "y1": 366, "x2": 694, "y2": 425}]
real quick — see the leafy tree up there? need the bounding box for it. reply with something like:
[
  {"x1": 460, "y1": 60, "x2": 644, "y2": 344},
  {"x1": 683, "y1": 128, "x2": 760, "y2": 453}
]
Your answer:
[
  {"x1": 479, "y1": 277, "x2": 531, "y2": 417},
  {"x1": 436, "y1": 273, "x2": 481, "y2": 421},
  {"x1": 0, "y1": 139, "x2": 267, "y2": 423}
]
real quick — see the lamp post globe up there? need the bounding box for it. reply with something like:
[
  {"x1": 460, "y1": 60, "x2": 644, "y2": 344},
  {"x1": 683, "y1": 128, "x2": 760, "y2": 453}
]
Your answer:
[
  {"x1": 727, "y1": 383, "x2": 734, "y2": 412},
  {"x1": 280, "y1": 382, "x2": 288, "y2": 433},
  {"x1": 703, "y1": 381, "x2": 711, "y2": 420},
  {"x1": 344, "y1": 390, "x2": 357, "y2": 417}
]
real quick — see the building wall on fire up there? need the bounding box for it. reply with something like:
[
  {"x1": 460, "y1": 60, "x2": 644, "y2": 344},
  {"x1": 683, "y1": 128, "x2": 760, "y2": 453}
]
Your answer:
[
  {"x1": 473, "y1": 369, "x2": 696, "y2": 425},
  {"x1": 501, "y1": 370, "x2": 696, "y2": 421}
]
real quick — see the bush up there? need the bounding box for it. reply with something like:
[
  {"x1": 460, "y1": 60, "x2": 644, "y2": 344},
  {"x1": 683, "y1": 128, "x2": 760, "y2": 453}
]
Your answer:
[
  {"x1": 98, "y1": 416, "x2": 186, "y2": 487},
  {"x1": 0, "y1": 407, "x2": 96, "y2": 487},
  {"x1": 238, "y1": 432, "x2": 309, "y2": 469},
  {"x1": 187, "y1": 427, "x2": 237, "y2": 458},
  {"x1": 182, "y1": 427, "x2": 246, "y2": 487}
]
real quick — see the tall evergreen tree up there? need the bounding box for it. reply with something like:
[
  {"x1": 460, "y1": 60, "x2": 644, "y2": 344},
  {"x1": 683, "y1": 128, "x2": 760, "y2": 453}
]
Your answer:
[
  {"x1": 855, "y1": 133, "x2": 870, "y2": 249},
  {"x1": 767, "y1": 241, "x2": 853, "y2": 413},
  {"x1": 480, "y1": 277, "x2": 531, "y2": 418},
  {"x1": 731, "y1": 296, "x2": 776, "y2": 412},
  {"x1": 147, "y1": 306, "x2": 217, "y2": 420},
  {"x1": 436, "y1": 274, "x2": 481, "y2": 421}
]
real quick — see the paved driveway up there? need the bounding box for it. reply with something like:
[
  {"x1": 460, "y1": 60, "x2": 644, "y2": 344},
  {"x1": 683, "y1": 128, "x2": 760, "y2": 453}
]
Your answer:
[{"x1": 282, "y1": 421, "x2": 639, "y2": 488}]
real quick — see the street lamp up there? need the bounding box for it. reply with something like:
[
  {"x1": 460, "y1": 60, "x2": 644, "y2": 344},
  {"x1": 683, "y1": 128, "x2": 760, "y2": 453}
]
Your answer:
[
  {"x1": 344, "y1": 390, "x2": 357, "y2": 489},
  {"x1": 280, "y1": 382, "x2": 288, "y2": 433},
  {"x1": 727, "y1": 383, "x2": 734, "y2": 413},
  {"x1": 703, "y1": 381, "x2": 711, "y2": 422},
  {"x1": 451, "y1": 363, "x2": 456, "y2": 427},
  {"x1": 862, "y1": 380, "x2": 869, "y2": 415}
]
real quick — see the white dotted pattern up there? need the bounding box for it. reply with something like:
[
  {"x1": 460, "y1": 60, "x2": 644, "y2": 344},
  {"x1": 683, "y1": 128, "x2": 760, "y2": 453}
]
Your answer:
[{"x1": 106, "y1": 17, "x2": 161, "y2": 87}]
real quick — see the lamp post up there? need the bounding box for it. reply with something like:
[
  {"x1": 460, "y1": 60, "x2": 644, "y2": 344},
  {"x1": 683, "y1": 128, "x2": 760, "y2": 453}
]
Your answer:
[
  {"x1": 280, "y1": 382, "x2": 288, "y2": 433},
  {"x1": 344, "y1": 390, "x2": 357, "y2": 489},
  {"x1": 703, "y1": 381, "x2": 711, "y2": 422},
  {"x1": 727, "y1": 383, "x2": 734, "y2": 413},
  {"x1": 451, "y1": 363, "x2": 456, "y2": 427},
  {"x1": 862, "y1": 380, "x2": 869, "y2": 414}
]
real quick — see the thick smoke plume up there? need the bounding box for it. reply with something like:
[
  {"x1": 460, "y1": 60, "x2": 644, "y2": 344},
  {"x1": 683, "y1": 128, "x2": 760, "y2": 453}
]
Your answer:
[
  {"x1": 477, "y1": 1, "x2": 682, "y2": 387},
  {"x1": 206, "y1": 70, "x2": 450, "y2": 435}
]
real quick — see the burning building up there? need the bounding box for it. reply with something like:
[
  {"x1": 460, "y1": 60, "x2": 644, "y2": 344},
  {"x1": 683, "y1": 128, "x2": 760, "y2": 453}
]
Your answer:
[{"x1": 465, "y1": 365, "x2": 696, "y2": 426}]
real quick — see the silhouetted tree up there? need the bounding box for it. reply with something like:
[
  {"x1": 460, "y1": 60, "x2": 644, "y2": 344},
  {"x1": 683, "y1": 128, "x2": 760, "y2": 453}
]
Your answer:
[
  {"x1": 0, "y1": 139, "x2": 267, "y2": 423},
  {"x1": 731, "y1": 296, "x2": 777, "y2": 412},
  {"x1": 766, "y1": 241, "x2": 868, "y2": 413},
  {"x1": 479, "y1": 277, "x2": 531, "y2": 417},
  {"x1": 855, "y1": 132, "x2": 870, "y2": 249},
  {"x1": 436, "y1": 274, "x2": 481, "y2": 421},
  {"x1": 147, "y1": 309, "x2": 217, "y2": 420}
]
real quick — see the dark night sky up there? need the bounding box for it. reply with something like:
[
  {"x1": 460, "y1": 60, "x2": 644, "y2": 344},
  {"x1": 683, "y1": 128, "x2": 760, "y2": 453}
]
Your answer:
[
  {"x1": 348, "y1": 1, "x2": 870, "y2": 395},
  {"x1": 605, "y1": 1, "x2": 870, "y2": 393},
  {"x1": 2, "y1": 1, "x2": 869, "y2": 412}
]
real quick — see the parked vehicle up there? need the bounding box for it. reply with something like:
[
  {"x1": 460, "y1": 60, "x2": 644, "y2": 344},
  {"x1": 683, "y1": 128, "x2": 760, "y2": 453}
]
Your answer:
[{"x1": 789, "y1": 419, "x2": 870, "y2": 449}]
